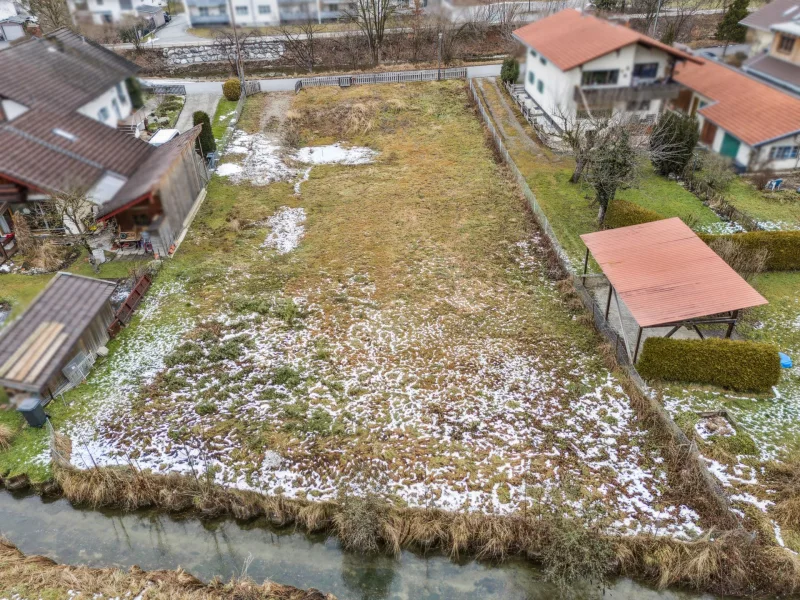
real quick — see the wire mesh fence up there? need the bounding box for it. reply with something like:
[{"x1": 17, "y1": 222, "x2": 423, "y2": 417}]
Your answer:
[{"x1": 296, "y1": 67, "x2": 468, "y2": 92}]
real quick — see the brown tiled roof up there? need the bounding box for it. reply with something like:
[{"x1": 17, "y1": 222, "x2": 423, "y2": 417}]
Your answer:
[
  {"x1": 512, "y1": 9, "x2": 699, "y2": 71},
  {"x1": 741, "y1": 0, "x2": 800, "y2": 31},
  {"x1": 98, "y1": 125, "x2": 203, "y2": 219},
  {"x1": 673, "y1": 56, "x2": 800, "y2": 146},
  {"x1": 581, "y1": 218, "x2": 767, "y2": 328},
  {"x1": 0, "y1": 273, "x2": 116, "y2": 394},
  {"x1": 0, "y1": 29, "x2": 137, "y2": 111},
  {"x1": 743, "y1": 52, "x2": 800, "y2": 94},
  {"x1": 0, "y1": 29, "x2": 158, "y2": 196}
]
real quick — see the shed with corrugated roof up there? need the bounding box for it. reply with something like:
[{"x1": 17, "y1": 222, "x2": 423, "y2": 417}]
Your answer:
[{"x1": 0, "y1": 272, "x2": 116, "y2": 401}]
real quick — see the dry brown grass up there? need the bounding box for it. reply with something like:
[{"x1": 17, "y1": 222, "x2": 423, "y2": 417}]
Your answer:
[
  {"x1": 0, "y1": 425, "x2": 13, "y2": 451},
  {"x1": 27, "y1": 239, "x2": 68, "y2": 272},
  {"x1": 0, "y1": 537, "x2": 335, "y2": 600},
  {"x1": 709, "y1": 237, "x2": 769, "y2": 282}
]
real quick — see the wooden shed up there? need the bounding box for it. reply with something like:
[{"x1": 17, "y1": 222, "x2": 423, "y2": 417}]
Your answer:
[{"x1": 0, "y1": 273, "x2": 117, "y2": 403}]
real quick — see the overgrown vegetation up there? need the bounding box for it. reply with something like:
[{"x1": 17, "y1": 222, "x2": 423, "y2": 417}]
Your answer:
[
  {"x1": 0, "y1": 536, "x2": 329, "y2": 600},
  {"x1": 638, "y1": 337, "x2": 781, "y2": 393},
  {"x1": 700, "y1": 231, "x2": 800, "y2": 271},
  {"x1": 650, "y1": 111, "x2": 699, "y2": 178},
  {"x1": 193, "y1": 110, "x2": 217, "y2": 155}
]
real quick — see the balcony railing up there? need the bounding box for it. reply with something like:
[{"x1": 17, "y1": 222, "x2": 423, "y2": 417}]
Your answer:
[
  {"x1": 574, "y1": 80, "x2": 682, "y2": 104},
  {"x1": 188, "y1": 12, "x2": 230, "y2": 23}
]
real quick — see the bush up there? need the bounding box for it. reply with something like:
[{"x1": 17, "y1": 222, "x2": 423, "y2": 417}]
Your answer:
[
  {"x1": 708, "y1": 236, "x2": 768, "y2": 281},
  {"x1": 650, "y1": 111, "x2": 699, "y2": 177},
  {"x1": 192, "y1": 110, "x2": 216, "y2": 155},
  {"x1": 125, "y1": 77, "x2": 144, "y2": 110},
  {"x1": 500, "y1": 56, "x2": 520, "y2": 84},
  {"x1": 699, "y1": 231, "x2": 800, "y2": 271},
  {"x1": 223, "y1": 78, "x2": 241, "y2": 102},
  {"x1": 685, "y1": 151, "x2": 735, "y2": 200},
  {"x1": 637, "y1": 337, "x2": 781, "y2": 393},
  {"x1": 603, "y1": 199, "x2": 663, "y2": 229}
]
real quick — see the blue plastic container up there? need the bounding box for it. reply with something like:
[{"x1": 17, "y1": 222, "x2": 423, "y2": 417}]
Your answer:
[{"x1": 779, "y1": 352, "x2": 793, "y2": 369}]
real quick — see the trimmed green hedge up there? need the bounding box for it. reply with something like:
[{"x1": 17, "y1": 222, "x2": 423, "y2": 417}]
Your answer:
[
  {"x1": 223, "y1": 78, "x2": 241, "y2": 102},
  {"x1": 638, "y1": 337, "x2": 781, "y2": 393},
  {"x1": 604, "y1": 199, "x2": 663, "y2": 229},
  {"x1": 698, "y1": 231, "x2": 800, "y2": 272}
]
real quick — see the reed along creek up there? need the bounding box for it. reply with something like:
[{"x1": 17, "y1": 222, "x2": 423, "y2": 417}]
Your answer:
[{"x1": 0, "y1": 490, "x2": 729, "y2": 600}]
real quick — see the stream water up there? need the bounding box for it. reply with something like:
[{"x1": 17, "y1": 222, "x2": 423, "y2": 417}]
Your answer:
[{"x1": 0, "y1": 491, "x2": 724, "y2": 600}]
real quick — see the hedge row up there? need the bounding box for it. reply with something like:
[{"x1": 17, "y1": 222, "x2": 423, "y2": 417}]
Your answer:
[
  {"x1": 698, "y1": 231, "x2": 800, "y2": 272},
  {"x1": 604, "y1": 199, "x2": 664, "y2": 230},
  {"x1": 637, "y1": 337, "x2": 781, "y2": 393}
]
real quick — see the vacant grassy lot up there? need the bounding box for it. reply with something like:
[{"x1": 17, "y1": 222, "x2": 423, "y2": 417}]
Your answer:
[
  {"x1": 475, "y1": 79, "x2": 727, "y2": 267},
  {"x1": 0, "y1": 83, "x2": 705, "y2": 537},
  {"x1": 723, "y1": 178, "x2": 800, "y2": 230}
]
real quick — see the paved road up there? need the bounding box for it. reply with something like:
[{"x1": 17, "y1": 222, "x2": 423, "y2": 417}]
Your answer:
[
  {"x1": 175, "y1": 92, "x2": 222, "y2": 131},
  {"x1": 142, "y1": 63, "x2": 502, "y2": 95},
  {"x1": 152, "y1": 13, "x2": 202, "y2": 44}
]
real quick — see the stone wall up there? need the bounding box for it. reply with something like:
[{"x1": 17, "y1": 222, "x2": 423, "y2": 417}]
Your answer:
[{"x1": 161, "y1": 40, "x2": 284, "y2": 65}]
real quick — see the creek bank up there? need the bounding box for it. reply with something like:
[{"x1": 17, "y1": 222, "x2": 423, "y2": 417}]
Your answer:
[
  {"x1": 0, "y1": 467, "x2": 791, "y2": 598},
  {"x1": 0, "y1": 489, "x2": 717, "y2": 600}
]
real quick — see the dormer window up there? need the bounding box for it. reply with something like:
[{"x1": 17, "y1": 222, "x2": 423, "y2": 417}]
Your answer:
[
  {"x1": 98, "y1": 107, "x2": 110, "y2": 122},
  {"x1": 778, "y1": 34, "x2": 795, "y2": 54},
  {"x1": 52, "y1": 128, "x2": 78, "y2": 142}
]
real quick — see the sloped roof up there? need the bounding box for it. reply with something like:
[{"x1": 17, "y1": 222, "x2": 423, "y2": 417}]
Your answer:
[
  {"x1": 743, "y1": 51, "x2": 800, "y2": 94},
  {"x1": 512, "y1": 9, "x2": 698, "y2": 71},
  {"x1": 673, "y1": 56, "x2": 800, "y2": 146},
  {"x1": 741, "y1": 0, "x2": 800, "y2": 31},
  {"x1": 0, "y1": 29, "x2": 137, "y2": 111},
  {"x1": 581, "y1": 218, "x2": 767, "y2": 328},
  {"x1": 98, "y1": 125, "x2": 203, "y2": 219},
  {"x1": 0, "y1": 273, "x2": 116, "y2": 394},
  {"x1": 0, "y1": 29, "x2": 174, "y2": 200}
]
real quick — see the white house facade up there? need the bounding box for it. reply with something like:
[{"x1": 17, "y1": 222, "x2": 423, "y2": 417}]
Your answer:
[
  {"x1": 70, "y1": 0, "x2": 167, "y2": 25},
  {"x1": 513, "y1": 10, "x2": 699, "y2": 127},
  {"x1": 672, "y1": 55, "x2": 800, "y2": 172}
]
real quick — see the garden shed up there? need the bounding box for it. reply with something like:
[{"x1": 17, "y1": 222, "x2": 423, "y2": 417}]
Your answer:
[
  {"x1": 581, "y1": 218, "x2": 768, "y2": 361},
  {"x1": 0, "y1": 273, "x2": 117, "y2": 403}
]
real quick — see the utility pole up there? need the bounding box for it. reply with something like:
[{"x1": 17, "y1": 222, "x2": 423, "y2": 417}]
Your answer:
[
  {"x1": 437, "y1": 31, "x2": 442, "y2": 80},
  {"x1": 651, "y1": 0, "x2": 663, "y2": 37},
  {"x1": 226, "y1": 0, "x2": 245, "y2": 92}
]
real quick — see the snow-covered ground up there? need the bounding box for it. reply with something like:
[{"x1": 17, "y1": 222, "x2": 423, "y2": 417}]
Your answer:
[{"x1": 55, "y1": 104, "x2": 706, "y2": 540}]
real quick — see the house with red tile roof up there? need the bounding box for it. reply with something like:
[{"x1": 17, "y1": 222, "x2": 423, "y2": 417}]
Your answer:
[
  {"x1": 671, "y1": 55, "x2": 800, "y2": 172},
  {"x1": 0, "y1": 28, "x2": 207, "y2": 259},
  {"x1": 512, "y1": 9, "x2": 700, "y2": 126}
]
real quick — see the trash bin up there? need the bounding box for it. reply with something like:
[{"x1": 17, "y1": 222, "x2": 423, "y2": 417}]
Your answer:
[{"x1": 18, "y1": 397, "x2": 47, "y2": 428}]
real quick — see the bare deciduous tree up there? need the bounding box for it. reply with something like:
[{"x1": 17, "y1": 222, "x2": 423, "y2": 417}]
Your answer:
[
  {"x1": 48, "y1": 188, "x2": 101, "y2": 271},
  {"x1": 28, "y1": 0, "x2": 72, "y2": 32},
  {"x1": 472, "y1": 0, "x2": 522, "y2": 41},
  {"x1": 213, "y1": 29, "x2": 258, "y2": 76},
  {"x1": 584, "y1": 125, "x2": 638, "y2": 223},
  {"x1": 343, "y1": 0, "x2": 399, "y2": 64},
  {"x1": 279, "y1": 19, "x2": 322, "y2": 73},
  {"x1": 551, "y1": 108, "x2": 611, "y2": 184}
]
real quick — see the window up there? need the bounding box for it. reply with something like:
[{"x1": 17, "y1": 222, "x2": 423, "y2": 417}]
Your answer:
[
  {"x1": 198, "y1": 6, "x2": 209, "y2": 14},
  {"x1": 539, "y1": 56, "x2": 546, "y2": 66},
  {"x1": 97, "y1": 107, "x2": 110, "y2": 121},
  {"x1": 115, "y1": 82, "x2": 127, "y2": 104},
  {"x1": 111, "y1": 98, "x2": 121, "y2": 120},
  {"x1": 529, "y1": 49, "x2": 537, "y2": 58},
  {"x1": 120, "y1": 0, "x2": 132, "y2": 8},
  {"x1": 235, "y1": 5, "x2": 248, "y2": 14},
  {"x1": 778, "y1": 34, "x2": 795, "y2": 53},
  {"x1": 769, "y1": 145, "x2": 799, "y2": 160},
  {"x1": 528, "y1": 71, "x2": 534, "y2": 84},
  {"x1": 96, "y1": 0, "x2": 102, "y2": 5},
  {"x1": 581, "y1": 69, "x2": 619, "y2": 86},
  {"x1": 626, "y1": 99, "x2": 651, "y2": 111},
  {"x1": 328, "y1": 3, "x2": 337, "y2": 10},
  {"x1": 258, "y1": 4, "x2": 270, "y2": 12},
  {"x1": 537, "y1": 79, "x2": 544, "y2": 94},
  {"x1": 633, "y1": 62, "x2": 658, "y2": 79}
]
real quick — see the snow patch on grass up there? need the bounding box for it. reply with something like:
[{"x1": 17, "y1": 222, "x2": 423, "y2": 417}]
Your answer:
[{"x1": 263, "y1": 207, "x2": 306, "y2": 254}]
